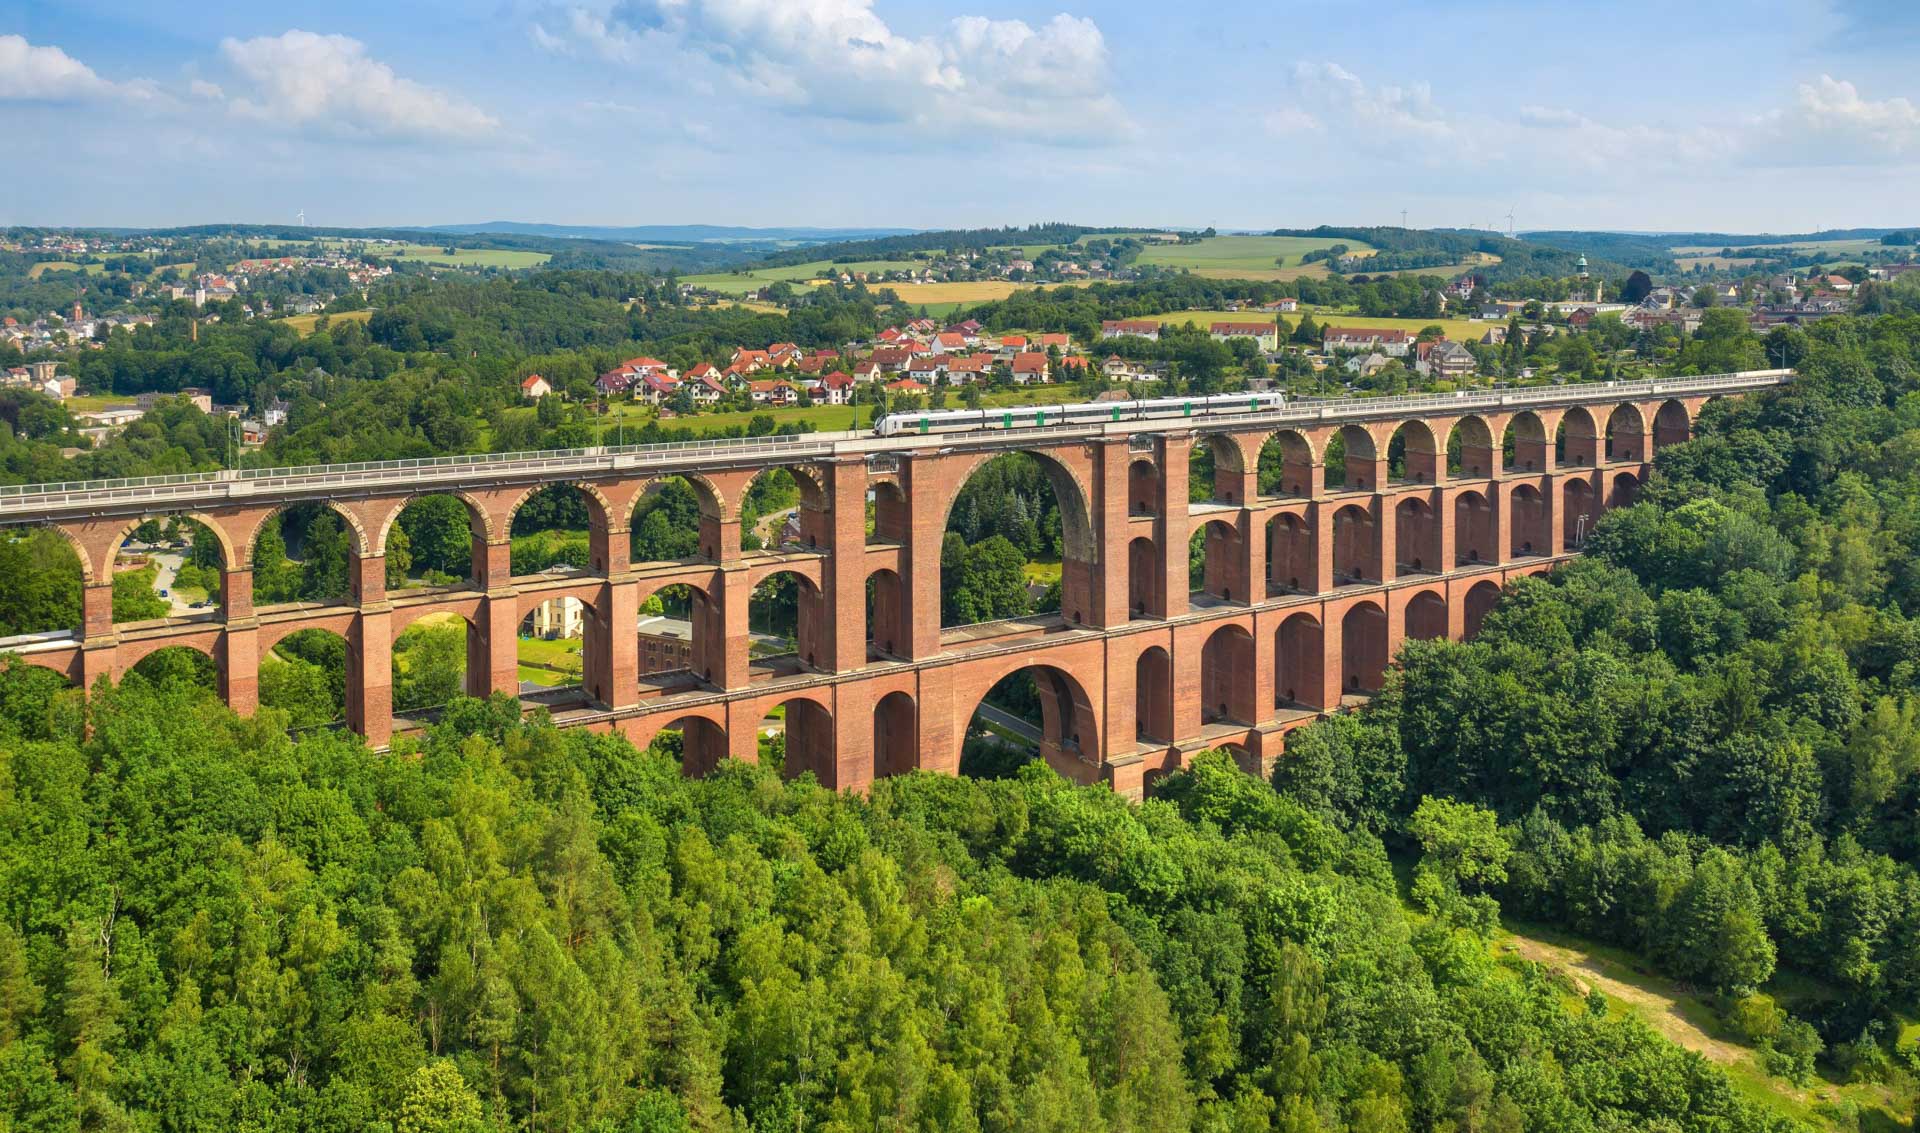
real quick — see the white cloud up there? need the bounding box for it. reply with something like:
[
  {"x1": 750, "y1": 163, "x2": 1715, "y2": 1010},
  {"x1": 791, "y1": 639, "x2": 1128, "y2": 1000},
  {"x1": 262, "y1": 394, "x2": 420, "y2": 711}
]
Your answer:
[
  {"x1": 0, "y1": 35, "x2": 148, "y2": 102},
  {"x1": 536, "y1": 0, "x2": 1124, "y2": 139},
  {"x1": 219, "y1": 31, "x2": 499, "y2": 142},
  {"x1": 1263, "y1": 107, "x2": 1320, "y2": 136},
  {"x1": 1290, "y1": 61, "x2": 1451, "y2": 139},
  {"x1": 1763, "y1": 74, "x2": 1920, "y2": 161}
]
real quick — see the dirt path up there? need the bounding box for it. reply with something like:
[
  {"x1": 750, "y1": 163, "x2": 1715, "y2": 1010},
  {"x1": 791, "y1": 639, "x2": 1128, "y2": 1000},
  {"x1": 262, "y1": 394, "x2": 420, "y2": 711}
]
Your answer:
[{"x1": 1500, "y1": 931, "x2": 1748, "y2": 1065}]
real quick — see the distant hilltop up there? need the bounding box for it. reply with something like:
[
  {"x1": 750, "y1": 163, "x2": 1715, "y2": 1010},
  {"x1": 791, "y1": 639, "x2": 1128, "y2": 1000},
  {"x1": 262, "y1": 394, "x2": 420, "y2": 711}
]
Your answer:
[{"x1": 416, "y1": 221, "x2": 922, "y2": 244}]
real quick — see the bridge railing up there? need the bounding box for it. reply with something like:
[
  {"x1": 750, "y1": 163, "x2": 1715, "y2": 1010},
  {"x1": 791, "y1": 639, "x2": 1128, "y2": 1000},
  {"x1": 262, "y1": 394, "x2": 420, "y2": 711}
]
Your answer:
[{"x1": 0, "y1": 370, "x2": 1791, "y2": 516}]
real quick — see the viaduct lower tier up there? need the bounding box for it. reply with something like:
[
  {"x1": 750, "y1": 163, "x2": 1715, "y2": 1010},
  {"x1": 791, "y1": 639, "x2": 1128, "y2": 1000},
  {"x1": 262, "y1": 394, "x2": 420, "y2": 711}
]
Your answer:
[{"x1": 0, "y1": 373, "x2": 1786, "y2": 796}]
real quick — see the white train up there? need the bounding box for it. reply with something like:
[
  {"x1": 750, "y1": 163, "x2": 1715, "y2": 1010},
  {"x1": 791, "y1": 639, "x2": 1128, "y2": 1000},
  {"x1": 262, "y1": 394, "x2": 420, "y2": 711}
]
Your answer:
[{"x1": 872, "y1": 391, "x2": 1288, "y2": 437}]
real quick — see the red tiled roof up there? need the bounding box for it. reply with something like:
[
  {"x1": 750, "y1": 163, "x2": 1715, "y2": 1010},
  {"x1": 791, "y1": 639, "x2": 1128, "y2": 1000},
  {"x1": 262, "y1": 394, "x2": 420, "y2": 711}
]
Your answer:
[{"x1": 1012, "y1": 351, "x2": 1048, "y2": 372}]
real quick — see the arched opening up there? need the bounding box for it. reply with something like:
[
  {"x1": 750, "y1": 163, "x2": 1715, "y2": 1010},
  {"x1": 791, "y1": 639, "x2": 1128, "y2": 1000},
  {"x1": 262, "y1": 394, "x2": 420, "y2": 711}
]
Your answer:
[
  {"x1": 865, "y1": 568, "x2": 906, "y2": 660},
  {"x1": 1609, "y1": 471, "x2": 1641, "y2": 509},
  {"x1": 646, "y1": 715, "x2": 730, "y2": 778},
  {"x1": 1454, "y1": 491, "x2": 1493, "y2": 565},
  {"x1": 741, "y1": 467, "x2": 828, "y2": 552},
  {"x1": 1508, "y1": 483, "x2": 1548, "y2": 558},
  {"x1": 1127, "y1": 537, "x2": 1162, "y2": 618},
  {"x1": 1275, "y1": 613, "x2": 1325, "y2": 709},
  {"x1": 961, "y1": 664, "x2": 1098, "y2": 785},
  {"x1": 768, "y1": 697, "x2": 836, "y2": 785},
  {"x1": 1447, "y1": 416, "x2": 1496, "y2": 478},
  {"x1": 1331, "y1": 503, "x2": 1378, "y2": 583},
  {"x1": 868, "y1": 480, "x2": 908, "y2": 546},
  {"x1": 110, "y1": 515, "x2": 226, "y2": 626},
  {"x1": 1605, "y1": 404, "x2": 1648, "y2": 463},
  {"x1": 1503, "y1": 411, "x2": 1548, "y2": 473},
  {"x1": 1464, "y1": 580, "x2": 1502, "y2": 639},
  {"x1": 124, "y1": 645, "x2": 218, "y2": 698},
  {"x1": 873, "y1": 691, "x2": 918, "y2": 780},
  {"x1": 1266, "y1": 511, "x2": 1314, "y2": 595},
  {"x1": 1554, "y1": 407, "x2": 1599, "y2": 468},
  {"x1": 1135, "y1": 646, "x2": 1173, "y2": 743},
  {"x1": 942, "y1": 452, "x2": 1089, "y2": 629},
  {"x1": 1653, "y1": 399, "x2": 1692, "y2": 451},
  {"x1": 631, "y1": 475, "x2": 713, "y2": 563},
  {"x1": 0, "y1": 526, "x2": 88, "y2": 640},
  {"x1": 252, "y1": 502, "x2": 362, "y2": 607},
  {"x1": 509, "y1": 484, "x2": 596, "y2": 578},
  {"x1": 1200, "y1": 624, "x2": 1256, "y2": 725},
  {"x1": 518, "y1": 597, "x2": 587, "y2": 692},
  {"x1": 1128, "y1": 459, "x2": 1160, "y2": 516},
  {"x1": 1405, "y1": 590, "x2": 1447, "y2": 643},
  {"x1": 749, "y1": 570, "x2": 825, "y2": 675},
  {"x1": 1340, "y1": 602, "x2": 1389, "y2": 694},
  {"x1": 392, "y1": 613, "x2": 475, "y2": 716},
  {"x1": 1188, "y1": 519, "x2": 1243, "y2": 604},
  {"x1": 1563, "y1": 478, "x2": 1596, "y2": 549},
  {"x1": 1395, "y1": 498, "x2": 1439, "y2": 574},
  {"x1": 1323, "y1": 425, "x2": 1379, "y2": 492},
  {"x1": 388, "y1": 494, "x2": 483, "y2": 589},
  {"x1": 638, "y1": 582, "x2": 713, "y2": 692},
  {"x1": 1257, "y1": 429, "x2": 1315, "y2": 497},
  {"x1": 1387, "y1": 420, "x2": 1440, "y2": 484},
  {"x1": 260, "y1": 627, "x2": 348, "y2": 730},
  {"x1": 1188, "y1": 434, "x2": 1243, "y2": 505}
]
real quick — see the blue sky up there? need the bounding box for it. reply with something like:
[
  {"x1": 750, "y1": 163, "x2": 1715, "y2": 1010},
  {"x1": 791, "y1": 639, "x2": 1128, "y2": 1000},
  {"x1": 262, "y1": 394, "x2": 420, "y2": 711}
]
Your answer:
[{"x1": 4, "y1": 0, "x2": 1918, "y2": 232}]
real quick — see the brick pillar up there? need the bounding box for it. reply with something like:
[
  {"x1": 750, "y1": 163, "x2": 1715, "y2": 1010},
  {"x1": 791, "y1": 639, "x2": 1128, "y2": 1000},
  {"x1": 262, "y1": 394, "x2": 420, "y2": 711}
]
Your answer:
[
  {"x1": 1487, "y1": 482, "x2": 1507, "y2": 565},
  {"x1": 717, "y1": 567, "x2": 754, "y2": 688},
  {"x1": 1308, "y1": 501, "x2": 1334, "y2": 594},
  {"x1": 223, "y1": 568, "x2": 254, "y2": 620},
  {"x1": 591, "y1": 578, "x2": 639, "y2": 709},
  {"x1": 833, "y1": 683, "x2": 878, "y2": 793},
  {"x1": 476, "y1": 540, "x2": 513, "y2": 589},
  {"x1": 1543, "y1": 475, "x2": 1564, "y2": 557},
  {"x1": 1159, "y1": 436, "x2": 1191, "y2": 617},
  {"x1": 825, "y1": 458, "x2": 869, "y2": 670},
  {"x1": 918, "y1": 666, "x2": 960, "y2": 776},
  {"x1": 1317, "y1": 605, "x2": 1345, "y2": 709},
  {"x1": 1435, "y1": 489, "x2": 1456, "y2": 574},
  {"x1": 1089, "y1": 440, "x2": 1132, "y2": 629},
  {"x1": 1250, "y1": 617, "x2": 1275, "y2": 722},
  {"x1": 1243, "y1": 509, "x2": 1266, "y2": 607},
  {"x1": 349, "y1": 608, "x2": 393, "y2": 747},
  {"x1": 80, "y1": 582, "x2": 116, "y2": 694},
  {"x1": 902, "y1": 454, "x2": 947, "y2": 659},
  {"x1": 476, "y1": 589, "x2": 521, "y2": 697},
  {"x1": 222, "y1": 624, "x2": 259, "y2": 716},
  {"x1": 350, "y1": 550, "x2": 385, "y2": 606},
  {"x1": 726, "y1": 701, "x2": 763, "y2": 764},
  {"x1": 1375, "y1": 497, "x2": 1397, "y2": 585}
]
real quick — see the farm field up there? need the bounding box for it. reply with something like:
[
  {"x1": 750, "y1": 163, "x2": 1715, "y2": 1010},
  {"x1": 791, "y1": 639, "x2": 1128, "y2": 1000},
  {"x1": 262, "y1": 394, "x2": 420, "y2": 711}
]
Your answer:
[
  {"x1": 388, "y1": 244, "x2": 550, "y2": 269},
  {"x1": 26, "y1": 261, "x2": 106, "y2": 278},
  {"x1": 1132, "y1": 308, "x2": 1489, "y2": 343},
  {"x1": 1669, "y1": 237, "x2": 1883, "y2": 257},
  {"x1": 277, "y1": 309, "x2": 374, "y2": 335},
  {"x1": 1134, "y1": 235, "x2": 1377, "y2": 281},
  {"x1": 65, "y1": 394, "x2": 139, "y2": 413}
]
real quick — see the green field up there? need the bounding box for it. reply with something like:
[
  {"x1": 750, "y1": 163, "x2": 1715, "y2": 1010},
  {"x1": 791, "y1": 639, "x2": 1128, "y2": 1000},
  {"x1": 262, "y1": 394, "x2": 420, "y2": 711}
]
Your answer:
[
  {"x1": 685, "y1": 258, "x2": 918, "y2": 296},
  {"x1": 1134, "y1": 235, "x2": 1377, "y2": 280},
  {"x1": 65, "y1": 394, "x2": 139, "y2": 412},
  {"x1": 388, "y1": 244, "x2": 550, "y2": 269},
  {"x1": 1136, "y1": 307, "x2": 1488, "y2": 344},
  {"x1": 278, "y1": 309, "x2": 374, "y2": 335}
]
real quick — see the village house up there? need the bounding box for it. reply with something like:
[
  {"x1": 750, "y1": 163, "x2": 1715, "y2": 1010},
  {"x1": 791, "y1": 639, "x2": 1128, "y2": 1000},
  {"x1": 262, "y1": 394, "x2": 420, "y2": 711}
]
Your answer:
[
  {"x1": 1344, "y1": 352, "x2": 1393, "y2": 379},
  {"x1": 1415, "y1": 340, "x2": 1477, "y2": 380},
  {"x1": 1323, "y1": 327, "x2": 1412, "y2": 356},
  {"x1": 520, "y1": 373, "x2": 552, "y2": 399},
  {"x1": 1101, "y1": 319, "x2": 1160, "y2": 340},
  {"x1": 1011, "y1": 352, "x2": 1050, "y2": 384},
  {"x1": 1209, "y1": 321, "x2": 1280, "y2": 351},
  {"x1": 1262, "y1": 297, "x2": 1300, "y2": 313}
]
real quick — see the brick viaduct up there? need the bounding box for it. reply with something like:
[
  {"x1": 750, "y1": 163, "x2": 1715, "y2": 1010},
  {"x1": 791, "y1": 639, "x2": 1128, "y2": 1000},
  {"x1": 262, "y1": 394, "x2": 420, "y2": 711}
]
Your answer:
[{"x1": 0, "y1": 371, "x2": 1789, "y2": 797}]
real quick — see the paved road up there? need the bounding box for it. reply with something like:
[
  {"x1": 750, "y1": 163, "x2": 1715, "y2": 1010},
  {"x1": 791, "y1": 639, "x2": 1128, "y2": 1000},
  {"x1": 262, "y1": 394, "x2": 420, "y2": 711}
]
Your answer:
[{"x1": 974, "y1": 703, "x2": 1041, "y2": 747}]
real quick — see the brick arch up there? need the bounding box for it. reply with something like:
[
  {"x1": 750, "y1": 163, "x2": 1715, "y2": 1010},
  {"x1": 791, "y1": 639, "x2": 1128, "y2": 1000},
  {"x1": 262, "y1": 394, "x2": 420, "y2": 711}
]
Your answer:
[
  {"x1": 1325, "y1": 423, "x2": 1382, "y2": 490},
  {"x1": 1199, "y1": 621, "x2": 1256, "y2": 725},
  {"x1": 622, "y1": 710, "x2": 730, "y2": 777},
  {"x1": 503, "y1": 479, "x2": 619, "y2": 536},
  {"x1": 873, "y1": 690, "x2": 919, "y2": 780},
  {"x1": 116, "y1": 637, "x2": 220, "y2": 680},
  {"x1": 745, "y1": 565, "x2": 829, "y2": 671},
  {"x1": 953, "y1": 657, "x2": 1100, "y2": 783},
  {"x1": 1133, "y1": 643, "x2": 1173, "y2": 744},
  {"x1": 104, "y1": 511, "x2": 238, "y2": 576},
  {"x1": 241, "y1": 500, "x2": 372, "y2": 567},
  {"x1": 937, "y1": 447, "x2": 1095, "y2": 561},
  {"x1": 34, "y1": 522, "x2": 98, "y2": 584},
  {"x1": 865, "y1": 566, "x2": 907, "y2": 659},
  {"x1": 1274, "y1": 611, "x2": 1324, "y2": 709},
  {"x1": 372, "y1": 490, "x2": 496, "y2": 557},
  {"x1": 1404, "y1": 587, "x2": 1448, "y2": 642},
  {"x1": 1605, "y1": 403, "x2": 1649, "y2": 462},
  {"x1": 258, "y1": 615, "x2": 355, "y2": 655},
  {"x1": 1554, "y1": 406, "x2": 1600, "y2": 467},
  {"x1": 1502, "y1": 410, "x2": 1550, "y2": 473},
  {"x1": 1387, "y1": 419, "x2": 1441, "y2": 484},
  {"x1": 1194, "y1": 430, "x2": 1253, "y2": 504},
  {"x1": 1445, "y1": 415, "x2": 1497, "y2": 478},
  {"x1": 1256, "y1": 427, "x2": 1317, "y2": 497},
  {"x1": 1339, "y1": 600, "x2": 1390, "y2": 693},
  {"x1": 1464, "y1": 579, "x2": 1502, "y2": 638}
]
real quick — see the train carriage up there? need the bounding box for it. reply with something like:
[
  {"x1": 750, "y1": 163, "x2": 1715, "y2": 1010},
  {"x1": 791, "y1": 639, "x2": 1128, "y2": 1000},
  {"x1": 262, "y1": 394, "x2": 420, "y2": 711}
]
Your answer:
[{"x1": 873, "y1": 391, "x2": 1288, "y2": 437}]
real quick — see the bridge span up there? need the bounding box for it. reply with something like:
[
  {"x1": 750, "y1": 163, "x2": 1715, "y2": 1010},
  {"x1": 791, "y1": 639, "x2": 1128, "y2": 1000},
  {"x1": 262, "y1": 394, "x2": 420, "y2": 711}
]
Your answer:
[{"x1": 1, "y1": 370, "x2": 1789, "y2": 796}]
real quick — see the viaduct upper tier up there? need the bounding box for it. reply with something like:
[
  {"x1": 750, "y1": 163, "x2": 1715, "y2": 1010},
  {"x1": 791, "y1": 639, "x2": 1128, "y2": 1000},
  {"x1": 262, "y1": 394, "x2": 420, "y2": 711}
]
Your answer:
[{"x1": 0, "y1": 370, "x2": 1790, "y2": 796}]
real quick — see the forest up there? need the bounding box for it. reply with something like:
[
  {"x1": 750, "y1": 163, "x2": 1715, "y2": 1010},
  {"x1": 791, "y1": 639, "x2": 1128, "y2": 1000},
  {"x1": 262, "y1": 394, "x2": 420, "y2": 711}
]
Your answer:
[{"x1": 0, "y1": 664, "x2": 1811, "y2": 1132}]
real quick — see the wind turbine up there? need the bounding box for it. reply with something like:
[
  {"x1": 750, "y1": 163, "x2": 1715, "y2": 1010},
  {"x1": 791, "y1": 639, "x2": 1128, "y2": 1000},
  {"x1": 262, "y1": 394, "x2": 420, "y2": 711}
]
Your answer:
[
  {"x1": 296, "y1": 209, "x2": 307, "y2": 227},
  {"x1": 1505, "y1": 208, "x2": 1515, "y2": 238}
]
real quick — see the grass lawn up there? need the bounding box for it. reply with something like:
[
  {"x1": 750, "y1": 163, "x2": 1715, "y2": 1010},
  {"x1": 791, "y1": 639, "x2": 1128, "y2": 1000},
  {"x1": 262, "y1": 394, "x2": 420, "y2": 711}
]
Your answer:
[
  {"x1": 65, "y1": 394, "x2": 139, "y2": 412},
  {"x1": 170, "y1": 584, "x2": 209, "y2": 605},
  {"x1": 27, "y1": 261, "x2": 105, "y2": 278},
  {"x1": 1297, "y1": 309, "x2": 1488, "y2": 342},
  {"x1": 517, "y1": 635, "x2": 583, "y2": 668},
  {"x1": 600, "y1": 401, "x2": 873, "y2": 436},
  {"x1": 1022, "y1": 559, "x2": 1062, "y2": 586},
  {"x1": 278, "y1": 309, "x2": 374, "y2": 335}
]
